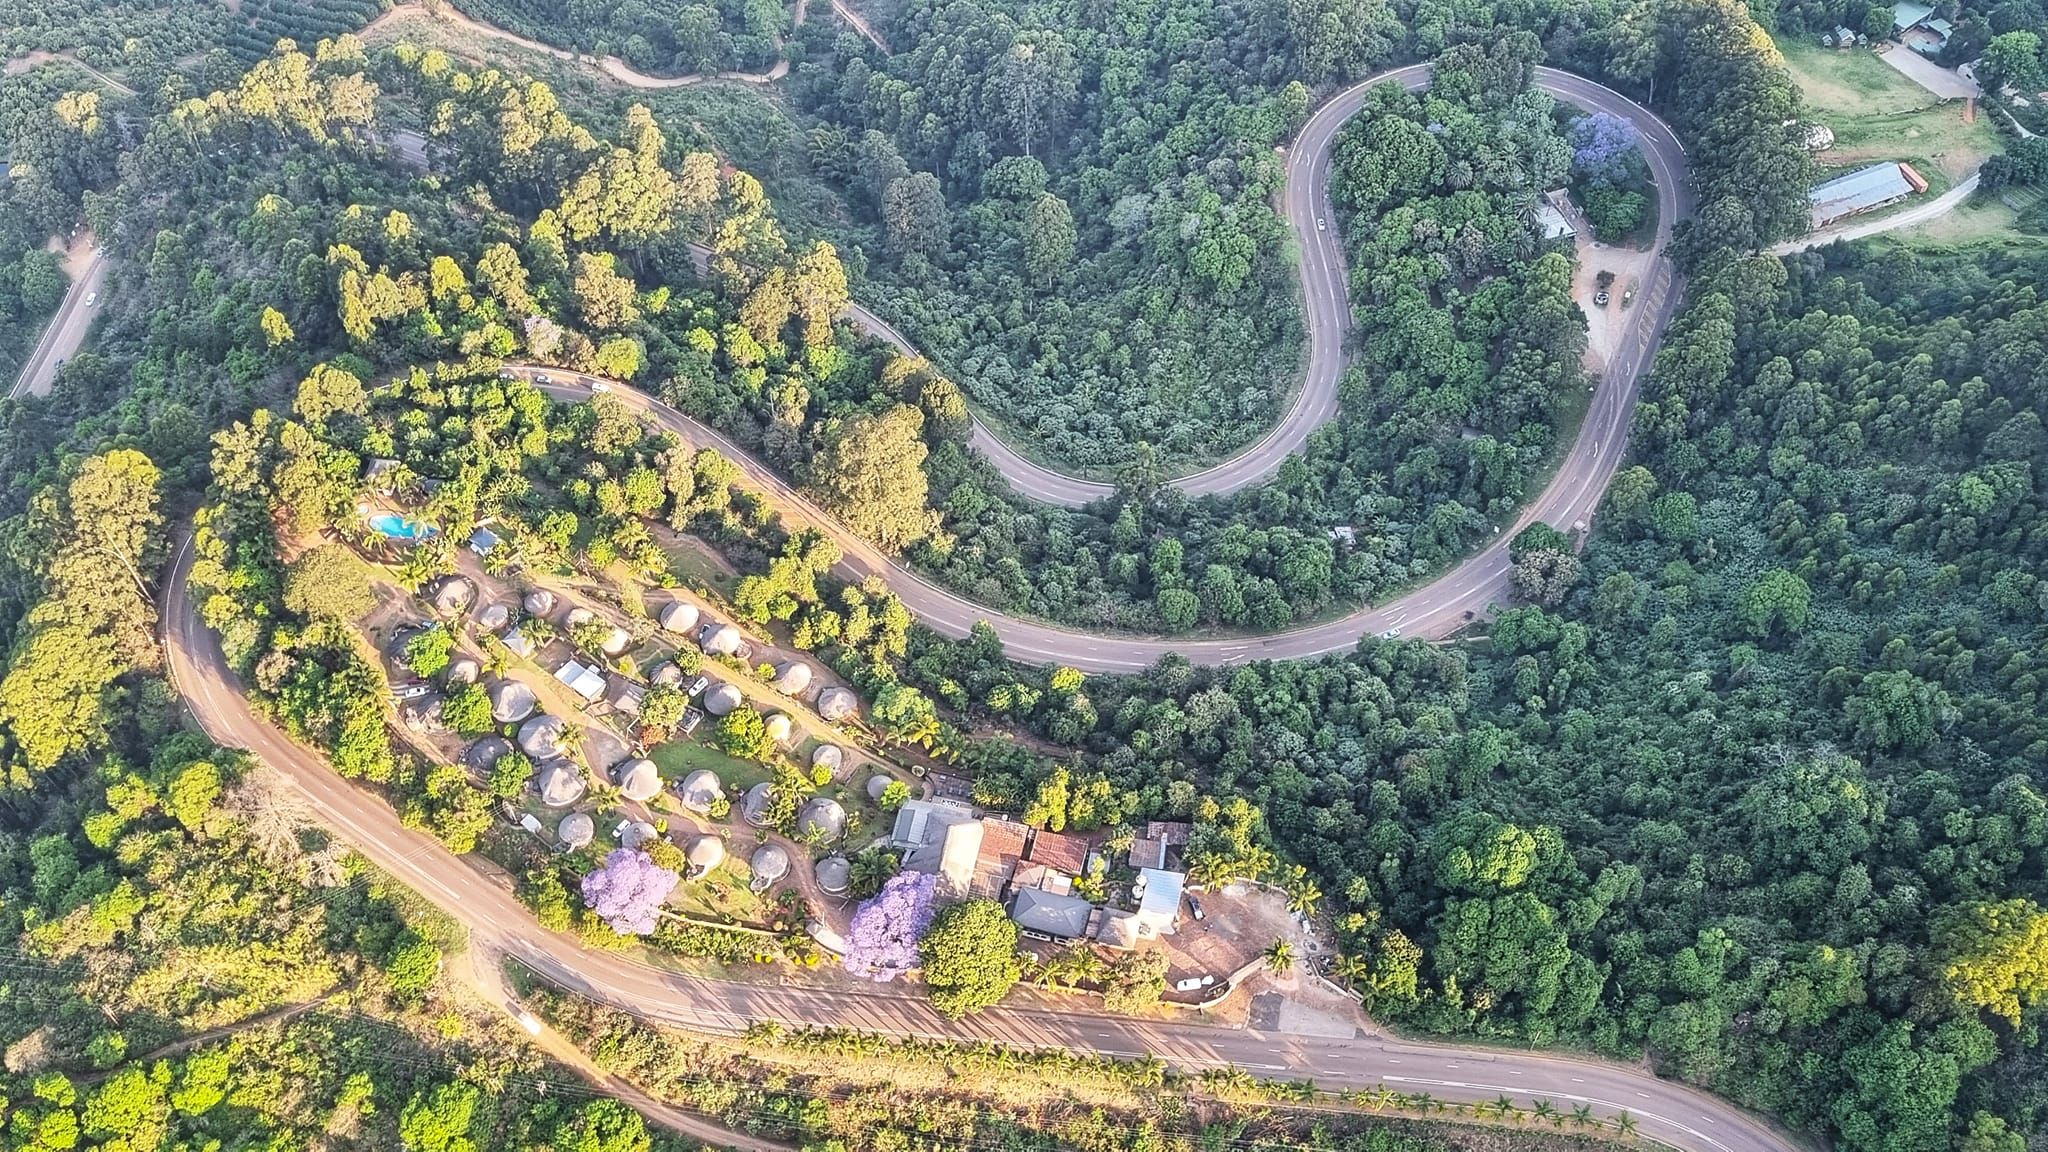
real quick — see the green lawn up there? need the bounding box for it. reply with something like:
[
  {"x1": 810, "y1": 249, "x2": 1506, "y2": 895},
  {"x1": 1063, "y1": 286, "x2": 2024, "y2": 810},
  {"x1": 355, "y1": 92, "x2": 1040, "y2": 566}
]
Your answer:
[
  {"x1": 649, "y1": 739, "x2": 773, "y2": 792},
  {"x1": 1878, "y1": 198, "x2": 2042, "y2": 249},
  {"x1": 1780, "y1": 41, "x2": 1942, "y2": 116},
  {"x1": 672, "y1": 847, "x2": 773, "y2": 925},
  {"x1": 1776, "y1": 40, "x2": 2003, "y2": 185}
]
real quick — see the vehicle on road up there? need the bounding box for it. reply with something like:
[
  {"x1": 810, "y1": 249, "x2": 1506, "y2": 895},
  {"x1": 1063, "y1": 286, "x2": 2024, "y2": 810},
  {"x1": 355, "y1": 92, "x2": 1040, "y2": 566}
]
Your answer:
[
  {"x1": 589, "y1": 380, "x2": 610, "y2": 393},
  {"x1": 1381, "y1": 627, "x2": 1401, "y2": 639},
  {"x1": 1593, "y1": 290, "x2": 1610, "y2": 306},
  {"x1": 1316, "y1": 217, "x2": 1326, "y2": 231},
  {"x1": 84, "y1": 292, "x2": 98, "y2": 307},
  {"x1": 1187, "y1": 895, "x2": 1205, "y2": 921},
  {"x1": 534, "y1": 373, "x2": 551, "y2": 384},
  {"x1": 509, "y1": 1004, "x2": 543, "y2": 1035}
]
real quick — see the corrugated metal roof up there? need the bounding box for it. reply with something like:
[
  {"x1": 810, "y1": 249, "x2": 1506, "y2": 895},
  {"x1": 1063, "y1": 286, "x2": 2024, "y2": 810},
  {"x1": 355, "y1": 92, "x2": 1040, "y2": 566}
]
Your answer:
[
  {"x1": 1810, "y1": 163, "x2": 1915, "y2": 224},
  {"x1": 1891, "y1": 1, "x2": 1933, "y2": 29}
]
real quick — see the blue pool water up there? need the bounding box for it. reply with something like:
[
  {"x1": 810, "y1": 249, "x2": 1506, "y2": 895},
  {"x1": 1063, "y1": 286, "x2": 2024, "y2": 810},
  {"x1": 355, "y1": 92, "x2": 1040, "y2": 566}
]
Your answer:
[{"x1": 368, "y1": 513, "x2": 436, "y2": 541}]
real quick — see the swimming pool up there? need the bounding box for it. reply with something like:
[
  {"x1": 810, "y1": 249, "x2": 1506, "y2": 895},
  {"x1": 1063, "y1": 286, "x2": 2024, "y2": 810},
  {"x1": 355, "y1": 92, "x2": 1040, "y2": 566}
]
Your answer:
[{"x1": 368, "y1": 513, "x2": 436, "y2": 541}]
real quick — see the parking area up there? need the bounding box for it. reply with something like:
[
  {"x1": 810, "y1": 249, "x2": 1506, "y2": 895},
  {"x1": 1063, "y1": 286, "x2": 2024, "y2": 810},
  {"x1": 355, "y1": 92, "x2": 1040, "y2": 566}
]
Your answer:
[
  {"x1": 1877, "y1": 44, "x2": 1978, "y2": 100},
  {"x1": 1156, "y1": 882, "x2": 1320, "y2": 992}
]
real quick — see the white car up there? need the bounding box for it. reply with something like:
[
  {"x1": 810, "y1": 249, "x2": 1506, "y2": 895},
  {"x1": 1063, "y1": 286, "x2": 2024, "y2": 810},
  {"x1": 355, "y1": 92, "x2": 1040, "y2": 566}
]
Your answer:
[
  {"x1": 1316, "y1": 218, "x2": 1326, "y2": 231},
  {"x1": 1381, "y1": 628, "x2": 1402, "y2": 640},
  {"x1": 534, "y1": 373, "x2": 551, "y2": 385},
  {"x1": 588, "y1": 380, "x2": 611, "y2": 393},
  {"x1": 84, "y1": 291, "x2": 98, "y2": 307}
]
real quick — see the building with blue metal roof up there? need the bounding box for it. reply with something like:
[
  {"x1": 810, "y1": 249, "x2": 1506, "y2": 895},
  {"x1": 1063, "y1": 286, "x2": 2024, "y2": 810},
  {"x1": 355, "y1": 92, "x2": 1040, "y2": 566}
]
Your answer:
[{"x1": 1810, "y1": 163, "x2": 1920, "y2": 227}]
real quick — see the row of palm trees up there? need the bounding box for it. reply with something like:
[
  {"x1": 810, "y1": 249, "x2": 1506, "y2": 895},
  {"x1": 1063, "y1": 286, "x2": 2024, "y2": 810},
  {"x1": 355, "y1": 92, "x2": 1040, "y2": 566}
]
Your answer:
[{"x1": 1320, "y1": 1084, "x2": 1639, "y2": 1135}]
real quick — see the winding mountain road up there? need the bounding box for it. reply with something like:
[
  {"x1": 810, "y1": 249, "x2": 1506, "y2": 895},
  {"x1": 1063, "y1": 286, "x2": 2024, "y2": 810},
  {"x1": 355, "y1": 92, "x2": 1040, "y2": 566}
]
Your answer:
[
  {"x1": 156, "y1": 50, "x2": 1810, "y2": 1152},
  {"x1": 874, "y1": 65, "x2": 1692, "y2": 507},
  {"x1": 484, "y1": 65, "x2": 1693, "y2": 671},
  {"x1": 165, "y1": 535, "x2": 1796, "y2": 1152}
]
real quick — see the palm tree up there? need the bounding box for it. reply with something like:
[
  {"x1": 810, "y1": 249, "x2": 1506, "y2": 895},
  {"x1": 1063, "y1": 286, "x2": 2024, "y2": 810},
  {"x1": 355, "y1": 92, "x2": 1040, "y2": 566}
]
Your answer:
[
  {"x1": 1285, "y1": 871, "x2": 1323, "y2": 919},
  {"x1": 1332, "y1": 952, "x2": 1371, "y2": 988},
  {"x1": 1614, "y1": 1111, "x2": 1638, "y2": 1136},
  {"x1": 1532, "y1": 1099, "x2": 1560, "y2": 1127},
  {"x1": 1360, "y1": 1086, "x2": 1399, "y2": 1112},
  {"x1": 1409, "y1": 1091, "x2": 1435, "y2": 1115},
  {"x1": 1571, "y1": 1104, "x2": 1595, "y2": 1129},
  {"x1": 1263, "y1": 939, "x2": 1295, "y2": 975}
]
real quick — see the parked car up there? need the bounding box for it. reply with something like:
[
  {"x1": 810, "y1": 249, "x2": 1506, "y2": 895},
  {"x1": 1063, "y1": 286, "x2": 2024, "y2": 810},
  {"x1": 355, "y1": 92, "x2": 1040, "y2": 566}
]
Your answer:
[
  {"x1": 1186, "y1": 895, "x2": 1205, "y2": 922},
  {"x1": 84, "y1": 291, "x2": 98, "y2": 307},
  {"x1": 685, "y1": 675, "x2": 710, "y2": 698},
  {"x1": 509, "y1": 1004, "x2": 543, "y2": 1035},
  {"x1": 1173, "y1": 976, "x2": 1216, "y2": 992},
  {"x1": 1593, "y1": 289, "x2": 1611, "y2": 307},
  {"x1": 391, "y1": 682, "x2": 433, "y2": 701}
]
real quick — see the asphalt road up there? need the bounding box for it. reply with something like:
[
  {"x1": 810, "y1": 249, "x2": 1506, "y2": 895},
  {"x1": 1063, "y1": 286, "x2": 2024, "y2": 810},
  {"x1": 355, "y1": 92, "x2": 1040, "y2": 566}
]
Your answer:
[
  {"x1": 10, "y1": 245, "x2": 107, "y2": 400},
  {"x1": 1770, "y1": 172, "x2": 1980, "y2": 253},
  {"x1": 849, "y1": 64, "x2": 1692, "y2": 508},
  {"x1": 163, "y1": 533, "x2": 1796, "y2": 1152},
  {"x1": 492, "y1": 68, "x2": 1692, "y2": 671}
]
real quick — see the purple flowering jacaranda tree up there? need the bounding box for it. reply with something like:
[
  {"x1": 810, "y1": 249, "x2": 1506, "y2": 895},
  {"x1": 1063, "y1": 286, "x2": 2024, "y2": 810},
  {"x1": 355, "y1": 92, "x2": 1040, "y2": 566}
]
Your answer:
[
  {"x1": 1569, "y1": 112, "x2": 1640, "y2": 185},
  {"x1": 842, "y1": 871, "x2": 938, "y2": 981},
  {"x1": 581, "y1": 848, "x2": 680, "y2": 935}
]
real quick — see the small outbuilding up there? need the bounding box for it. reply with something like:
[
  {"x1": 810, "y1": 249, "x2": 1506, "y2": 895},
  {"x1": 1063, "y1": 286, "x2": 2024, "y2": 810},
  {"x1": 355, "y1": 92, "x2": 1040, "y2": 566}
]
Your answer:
[
  {"x1": 740, "y1": 781, "x2": 775, "y2": 826},
  {"x1": 749, "y1": 843, "x2": 790, "y2": 889},
  {"x1": 650, "y1": 662, "x2": 684, "y2": 687},
  {"x1": 430, "y1": 576, "x2": 475, "y2": 615},
  {"x1": 701, "y1": 623, "x2": 743, "y2": 656},
  {"x1": 536, "y1": 758, "x2": 585, "y2": 807},
  {"x1": 676, "y1": 769, "x2": 723, "y2": 813},
  {"x1": 685, "y1": 835, "x2": 726, "y2": 877},
  {"x1": 558, "y1": 811, "x2": 595, "y2": 850},
  {"x1": 1010, "y1": 888, "x2": 1095, "y2": 941},
  {"x1": 522, "y1": 589, "x2": 557, "y2": 616},
  {"x1": 554, "y1": 659, "x2": 607, "y2": 703},
  {"x1": 502, "y1": 628, "x2": 536, "y2": 658},
  {"x1": 866, "y1": 773, "x2": 896, "y2": 802},
  {"x1": 518, "y1": 713, "x2": 568, "y2": 759},
  {"x1": 703, "y1": 683, "x2": 744, "y2": 716},
  {"x1": 600, "y1": 625, "x2": 632, "y2": 657},
  {"x1": 619, "y1": 820, "x2": 659, "y2": 850},
  {"x1": 476, "y1": 603, "x2": 511, "y2": 632},
  {"x1": 659, "y1": 601, "x2": 700, "y2": 634},
  {"x1": 606, "y1": 675, "x2": 645, "y2": 717},
  {"x1": 798, "y1": 797, "x2": 847, "y2": 842},
  {"x1": 763, "y1": 712, "x2": 793, "y2": 744},
  {"x1": 468, "y1": 526, "x2": 501, "y2": 557},
  {"x1": 464, "y1": 735, "x2": 514, "y2": 773},
  {"x1": 445, "y1": 657, "x2": 481, "y2": 686},
  {"x1": 611, "y1": 758, "x2": 662, "y2": 803},
  {"x1": 815, "y1": 855, "x2": 851, "y2": 895},
  {"x1": 489, "y1": 679, "x2": 537, "y2": 723},
  {"x1": 817, "y1": 687, "x2": 859, "y2": 722},
  {"x1": 566, "y1": 607, "x2": 595, "y2": 628},
  {"x1": 812, "y1": 744, "x2": 844, "y2": 775},
  {"x1": 772, "y1": 661, "x2": 813, "y2": 695}
]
